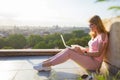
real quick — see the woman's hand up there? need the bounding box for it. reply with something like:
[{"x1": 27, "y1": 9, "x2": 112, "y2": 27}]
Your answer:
[{"x1": 73, "y1": 46, "x2": 84, "y2": 54}]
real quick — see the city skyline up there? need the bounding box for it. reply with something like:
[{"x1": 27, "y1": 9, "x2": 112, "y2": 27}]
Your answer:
[{"x1": 0, "y1": 0, "x2": 119, "y2": 27}]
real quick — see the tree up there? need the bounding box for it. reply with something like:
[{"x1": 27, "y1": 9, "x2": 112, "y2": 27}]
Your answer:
[
  {"x1": 2, "y1": 46, "x2": 14, "y2": 49},
  {"x1": 43, "y1": 33, "x2": 61, "y2": 48},
  {"x1": 6, "y1": 34, "x2": 27, "y2": 49},
  {"x1": 52, "y1": 40, "x2": 64, "y2": 49},
  {"x1": 27, "y1": 35, "x2": 43, "y2": 47},
  {"x1": 79, "y1": 35, "x2": 91, "y2": 47},
  {"x1": 33, "y1": 41, "x2": 48, "y2": 49},
  {"x1": 72, "y1": 30, "x2": 87, "y2": 38},
  {"x1": 43, "y1": 33, "x2": 60, "y2": 43},
  {"x1": 62, "y1": 33, "x2": 73, "y2": 41},
  {"x1": 67, "y1": 35, "x2": 90, "y2": 47},
  {"x1": 31, "y1": 30, "x2": 90, "y2": 49},
  {"x1": 0, "y1": 38, "x2": 6, "y2": 48}
]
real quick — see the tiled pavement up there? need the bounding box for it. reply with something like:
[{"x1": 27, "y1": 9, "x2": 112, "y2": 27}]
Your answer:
[{"x1": 0, "y1": 56, "x2": 88, "y2": 80}]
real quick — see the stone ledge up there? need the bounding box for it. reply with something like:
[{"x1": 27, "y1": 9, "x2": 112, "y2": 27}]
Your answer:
[{"x1": 0, "y1": 49, "x2": 63, "y2": 56}]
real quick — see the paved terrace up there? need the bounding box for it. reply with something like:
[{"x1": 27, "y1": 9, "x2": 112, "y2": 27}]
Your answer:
[{"x1": 0, "y1": 49, "x2": 107, "y2": 80}]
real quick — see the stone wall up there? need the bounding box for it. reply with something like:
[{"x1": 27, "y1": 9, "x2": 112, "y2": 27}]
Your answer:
[
  {"x1": 103, "y1": 17, "x2": 120, "y2": 76},
  {"x1": 0, "y1": 49, "x2": 62, "y2": 56},
  {"x1": 105, "y1": 22, "x2": 120, "y2": 68}
]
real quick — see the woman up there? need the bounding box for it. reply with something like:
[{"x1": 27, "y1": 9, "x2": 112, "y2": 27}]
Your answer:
[{"x1": 33, "y1": 15, "x2": 108, "y2": 71}]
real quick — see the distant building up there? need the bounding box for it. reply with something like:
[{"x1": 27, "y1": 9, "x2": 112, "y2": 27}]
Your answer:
[{"x1": 0, "y1": 33, "x2": 5, "y2": 38}]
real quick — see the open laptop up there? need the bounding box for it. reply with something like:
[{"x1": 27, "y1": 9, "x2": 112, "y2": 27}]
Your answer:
[
  {"x1": 60, "y1": 35, "x2": 71, "y2": 48},
  {"x1": 60, "y1": 35, "x2": 79, "y2": 52}
]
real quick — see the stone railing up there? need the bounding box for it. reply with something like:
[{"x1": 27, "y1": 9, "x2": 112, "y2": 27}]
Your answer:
[{"x1": 0, "y1": 49, "x2": 63, "y2": 56}]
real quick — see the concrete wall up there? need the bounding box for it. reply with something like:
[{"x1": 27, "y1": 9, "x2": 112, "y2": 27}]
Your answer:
[
  {"x1": 105, "y1": 22, "x2": 120, "y2": 68},
  {"x1": 0, "y1": 49, "x2": 62, "y2": 56},
  {"x1": 103, "y1": 17, "x2": 120, "y2": 75}
]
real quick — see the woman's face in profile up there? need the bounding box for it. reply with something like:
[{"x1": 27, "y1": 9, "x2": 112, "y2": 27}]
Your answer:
[{"x1": 89, "y1": 23, "x2": 97, "y2": 32}]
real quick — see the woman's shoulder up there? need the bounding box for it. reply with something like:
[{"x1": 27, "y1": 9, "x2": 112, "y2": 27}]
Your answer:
[{"x1": 99, "y1": 33, "x2": 108, "y2": 43}]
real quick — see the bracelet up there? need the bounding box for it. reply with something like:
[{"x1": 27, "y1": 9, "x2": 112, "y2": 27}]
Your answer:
[
  {"x1": 84, "y1": 53, "x2": 87, "y2": 55},
  {"x1": 84, "y1": 51, "x2": 87, "y2": 55}
]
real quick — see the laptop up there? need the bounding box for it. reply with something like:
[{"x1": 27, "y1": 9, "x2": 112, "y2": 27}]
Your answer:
[{"x1": 60, "y1": 35, "x2": 71, "y2": 48}]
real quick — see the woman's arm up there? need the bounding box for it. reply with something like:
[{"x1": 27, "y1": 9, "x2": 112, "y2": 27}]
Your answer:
[
  {"x1": 71, "y1": 45, "x2": 89, "y2": 52},
  {"x1": 83, "y1": 33, "x2": 108, "y2": 57},
  {"x1": 74, "y1": 33, "x2": 108, "y2": 57},
  {"x1": 85, "y1": 42, "x2": 107, "y2": 57}
]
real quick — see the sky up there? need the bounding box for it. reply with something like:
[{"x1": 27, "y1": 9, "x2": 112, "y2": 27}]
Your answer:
[{"x1": 0, "y1": 0, "x2": 119, "y2": 27}]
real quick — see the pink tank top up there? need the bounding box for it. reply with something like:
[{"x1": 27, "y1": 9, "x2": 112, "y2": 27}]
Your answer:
[{"x1": 88, "y1": 34, "x2": 108, "y2": 63}]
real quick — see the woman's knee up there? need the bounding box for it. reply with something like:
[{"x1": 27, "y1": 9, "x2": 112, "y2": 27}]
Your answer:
[{"x1": 62, "y1": 48, "x2": 72, "y2": 53}]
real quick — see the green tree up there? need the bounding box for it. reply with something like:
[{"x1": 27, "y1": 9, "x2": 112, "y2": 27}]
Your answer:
[
  {"x1": 33, "y1": 30, "x2": 90, "y2": 49},
  {"x1": 52, "y1": 40, "x2": 64, "y2": 48},
  {"x1": 6, "y1": 34, "x2": 27, "y2": 49},
  {"x1": 62, "y1": 33, "x2": 73, "y2": 41},
  {"x1": 44, "y1": 33, "x2": 60, "y2": 43},
  {"x1": 27, "y1": 35, "x2": 43, "y2": 47},
  {"x1": 72, "y1": 30, "x2": 87, "y2": 38},
  {"x1": 79, "y1": 35, "x2": 90, "y2": 47},
  {"x1": 33, "y1": 41, "x2": 48, "y2": 49},
  {"x1": 43, "y1": 33, "x2": 61, "y2": 48},
  {"x1": 0, "y1": 38, "x2": 6, "y2": 49},
  {"x1": 67, "y1": 38, "x2": 81, "y2": 46},
  {"x1": 67, "y1": 35, "x2": 90, "y2": 47},
  {"x1": 2, "y1": 46, "x2": 14, "y2": 49}
]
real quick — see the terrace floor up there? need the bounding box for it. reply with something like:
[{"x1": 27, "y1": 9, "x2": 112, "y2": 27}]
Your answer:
[{"x1": 0, "y1": 55, "x2": 89, "y2": 80}]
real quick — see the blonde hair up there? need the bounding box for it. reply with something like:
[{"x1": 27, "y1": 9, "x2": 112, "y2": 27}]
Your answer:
[{"x1": 89, "y1": 15, "x2": 107, "y2": 38}]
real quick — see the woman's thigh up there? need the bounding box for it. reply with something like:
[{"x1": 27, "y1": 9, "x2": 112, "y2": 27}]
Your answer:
[{"x1": 68, "y1": 49, "x2": 101, "y2": 70}]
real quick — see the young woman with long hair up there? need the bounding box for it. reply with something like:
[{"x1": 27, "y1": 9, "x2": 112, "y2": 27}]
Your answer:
[{"x1": 33, "y1": 15, "x2": 108, "y2": 72}]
